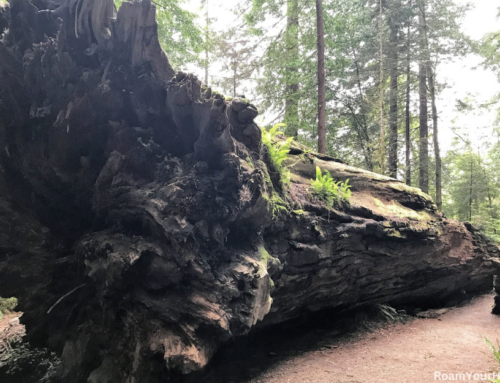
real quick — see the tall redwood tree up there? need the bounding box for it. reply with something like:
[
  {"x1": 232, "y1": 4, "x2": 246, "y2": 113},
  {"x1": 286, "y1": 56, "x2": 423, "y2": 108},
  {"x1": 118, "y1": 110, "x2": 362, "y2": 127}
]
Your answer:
[{"x1": 316, "y1": 0, "x2": 326, "y2": 154}]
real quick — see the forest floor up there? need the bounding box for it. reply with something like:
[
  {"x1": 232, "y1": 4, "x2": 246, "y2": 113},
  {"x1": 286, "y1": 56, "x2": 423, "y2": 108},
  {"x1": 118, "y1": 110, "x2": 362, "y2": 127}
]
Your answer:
[
  {"x1": 0, "y1": 312, "x2": 25, "y2": 369},
  {"x1": 196, "y1": 294, "x2": 500, "y2": 383},
  {"x1": 0, "y1": 312, "x2": 24, "y2": 343},
  {"x1": 0, "y1": 296, "x2": 498, "y2": 383}
]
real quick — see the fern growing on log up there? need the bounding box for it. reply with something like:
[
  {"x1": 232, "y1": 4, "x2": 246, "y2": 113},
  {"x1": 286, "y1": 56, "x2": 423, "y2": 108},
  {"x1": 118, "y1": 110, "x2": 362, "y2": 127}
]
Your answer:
[
  {"x1": 261, "y1": 123, "x2": 293, "y2": 189},
  {"x1": 310, "y1": 166, "x2": 351, "y2": 206}
]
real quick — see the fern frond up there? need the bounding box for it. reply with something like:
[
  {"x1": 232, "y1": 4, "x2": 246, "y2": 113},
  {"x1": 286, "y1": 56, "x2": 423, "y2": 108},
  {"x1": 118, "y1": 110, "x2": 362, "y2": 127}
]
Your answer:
[
  {"x1": 310, "y1": 166, "x2": 351, "y2": 206},
  {"x1": 485, "y1": 338, "x2": 500, "y2": 365}
]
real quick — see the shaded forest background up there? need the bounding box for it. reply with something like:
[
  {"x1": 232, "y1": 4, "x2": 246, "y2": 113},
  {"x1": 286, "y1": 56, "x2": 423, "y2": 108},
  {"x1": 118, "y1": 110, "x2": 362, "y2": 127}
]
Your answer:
[{"x1": 108, "y1": 0, "x2": 500, "y2": 240}]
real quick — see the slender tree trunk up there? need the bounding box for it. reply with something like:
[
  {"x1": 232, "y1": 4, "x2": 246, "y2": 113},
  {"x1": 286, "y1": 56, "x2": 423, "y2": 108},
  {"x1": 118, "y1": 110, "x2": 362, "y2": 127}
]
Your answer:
[
  {"x1": 379, "y1": 0, "x2": 386, "y2": 173},
  {"x1": 418, "y1": 0, "x2": 429, "y2": 193},
  {"x1": 352, "y1": 48, "x2": 374, "y2": 171},
  {"x1": 483, "y1": 165, "x2": 497, "y2": 232},
  {"x1": 204, "y1": 0, "x2": 209, "y2": 85},
  {"x1": 428, "y1": 65, "x2": 441, "y2": 210},
  {"x1": 405, "y1": 1, "x2": 412, "y2": 186},
  {"x1": 285, "y1": 0, "x2": 299, "y2": 138},
  {"x1": 233, "y1": 65, "x2": 237, "y2": 97},
  {"x1": 388, "y1": 12, "x2": 399, "y2": 179},
  {"x1": 421, "y1": 3, "x2": 441, "y2": 208},
  {"x1": 316, "y1": 0, "x2": 326, "y2": 154},
  {"x1": 469, "y1": 156, "x2": 473, "y2": 221}
]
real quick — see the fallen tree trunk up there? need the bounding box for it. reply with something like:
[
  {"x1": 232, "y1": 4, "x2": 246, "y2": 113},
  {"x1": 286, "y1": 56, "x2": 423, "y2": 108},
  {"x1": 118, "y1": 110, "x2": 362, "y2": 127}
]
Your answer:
[{"x1": 0, "y1": 0, "x2": 498, "y2": 381}]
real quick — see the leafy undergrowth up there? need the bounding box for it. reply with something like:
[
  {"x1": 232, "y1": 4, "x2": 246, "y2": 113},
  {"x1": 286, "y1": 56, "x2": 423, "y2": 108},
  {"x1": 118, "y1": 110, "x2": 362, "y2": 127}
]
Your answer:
[
  {"x1": 0, "y1": 342, "x2": 60, "y2": 382},
  {"x1": 261, "y1": 123, "x2": 294, "y2": 219},
  {"x1": 0, "y1": 313, "x2": 59, "y2": 383},
  {"x1": 261, "y1": 123, "x2": 293, "y2": 189},
  {"x1": 0, "y1": 297, "x2": 17, "y2": 321},
  {"x1": 310, "y1": 166, "x2": 351, "y2": 206}
]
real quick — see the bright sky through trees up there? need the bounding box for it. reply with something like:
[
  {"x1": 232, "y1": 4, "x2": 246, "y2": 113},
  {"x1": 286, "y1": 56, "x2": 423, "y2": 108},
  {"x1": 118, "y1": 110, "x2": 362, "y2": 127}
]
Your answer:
[
  {"x1": 438, "y1": 0, "x2": 498, "y2": 153},
  {"x1": 180, "y1": 0, "x2": 499, "y2": 155}
]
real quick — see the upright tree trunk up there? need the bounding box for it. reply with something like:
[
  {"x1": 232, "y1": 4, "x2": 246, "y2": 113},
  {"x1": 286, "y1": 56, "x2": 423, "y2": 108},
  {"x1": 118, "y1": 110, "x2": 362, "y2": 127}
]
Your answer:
[
  {"x1": 379, "y1": 0, "x2": 386, "y2": 173},
  {"x1": 418, "y1": 0, "x2": 429, "y2": 193},
  {"x1": 285, "y1": 0, "x2": 299, "y2": 138},
  {"x1": 233, "y1": 65, "x2": 237, "y2": 97},
  {"x1": 405, "y1": 1, "x2": 412, "y2": 186},
  {"x1": 388, "y1": 12, "x2": 399, "y2": 179},
  {"x1": 422, "y1": 5, "x2": 441, "y2": 209},
  {"x1": 316, "y1": 0, "x2": 326, "y2": 154},
  {"x1": 428, "y1": 65, "x2": 441, "y2": 209},
  {"x1": 204, "y1": 0, "x2": 209, "y2": 85},
  {"x1": 469, "y1": 156, "x2": 473, "y2": 221},
  {"x1": 352, "y1": 49, "x2": 375, "y2": 171}
]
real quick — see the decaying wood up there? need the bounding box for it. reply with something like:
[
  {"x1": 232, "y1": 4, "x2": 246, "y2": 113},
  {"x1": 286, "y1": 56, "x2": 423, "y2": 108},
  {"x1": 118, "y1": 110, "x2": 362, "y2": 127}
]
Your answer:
[{"x1": 0, "y1": 0, "x2": 498, "y2": 381}]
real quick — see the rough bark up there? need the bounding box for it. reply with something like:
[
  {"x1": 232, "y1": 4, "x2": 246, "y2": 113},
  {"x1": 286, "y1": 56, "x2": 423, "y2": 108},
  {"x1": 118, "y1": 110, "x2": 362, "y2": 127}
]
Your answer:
[
  {"x1": 388, "y1": 11, "x2": 399, "y2": 179},
  {"x1": 352, "y1": 49, "x2": 375, "y2": 171},
  {"x1": 421, "y1": 0, "x2": 441, "y2": 210},
  {"x1": 405, "y1": 7, "x2": 412, "y2": 186},
  {"x1": 204, "y1": 0, "x2": 209, "y2": 85},
  {"x1": 494, "y1": 275, "x2": 500, "y2": 315},
  {"x1": 378, "y1": 0, "x2": 386, "y2": 174},
  {"x1": 428, "y1": 65, "x2": 442, "y2": 210},
  {"x1": 425, "y1": 63, "x2": 441, "y2": 213},
  {"x1": 0, "y1": 1, "x2": 498, "y2": 382},
  {"x1": 418, "y1": 0, "x2": 429, "y2": 193},
  {"x1": 285, "y1": 0, "x2": 299, "y2": 138},
  {"x1": 316, "y1": 0, "x2": 326, "y2": 154}
]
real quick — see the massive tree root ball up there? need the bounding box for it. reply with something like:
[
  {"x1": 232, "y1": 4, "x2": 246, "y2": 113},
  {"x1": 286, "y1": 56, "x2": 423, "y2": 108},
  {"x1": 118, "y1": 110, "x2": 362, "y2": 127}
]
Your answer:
[{"x1": 0, "y1": 0, "x2": 498, "y2": 381}]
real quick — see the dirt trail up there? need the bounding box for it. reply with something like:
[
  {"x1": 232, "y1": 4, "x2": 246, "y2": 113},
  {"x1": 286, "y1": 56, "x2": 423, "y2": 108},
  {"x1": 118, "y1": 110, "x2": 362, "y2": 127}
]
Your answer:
[
  {"x1": 250, "y1": 295, "x2": 500, "y2": 383},
  {"x1": 193, "y1": 294, "x2": 500, "y2": 383},
  {"x1": 1, "y1": 297, "x2": 499, "y2": 383}
]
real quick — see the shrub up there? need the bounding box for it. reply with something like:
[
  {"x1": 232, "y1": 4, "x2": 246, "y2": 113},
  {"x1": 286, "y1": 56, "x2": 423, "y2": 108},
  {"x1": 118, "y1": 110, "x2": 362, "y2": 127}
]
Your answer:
[
  {"x1": 1, "y1": 341, "x2": 60, "y2": 382},
  {"x1": 310, "y1": 166, "x2": 351, "y2": 206},
  {"x1": 261, "y1": 123, "x2": 293, "y2": 188},
  {"x1": 0, "y1": 297, "x2": 17, "y2": 320}
]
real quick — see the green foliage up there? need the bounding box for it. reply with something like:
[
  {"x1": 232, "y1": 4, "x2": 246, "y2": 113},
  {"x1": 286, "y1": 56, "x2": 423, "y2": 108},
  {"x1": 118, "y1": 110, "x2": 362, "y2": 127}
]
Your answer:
[
  {"x1": 485, "y1": 338, "x2": 500, "y2": 382},
  {"x1": 377, "y1": 304, "x2": 408, "y2": 324},
  {"x1": 115, "y1": 0, "x2": 203, "y2": 69},
  {"x1": 486, "y1": 338, "x2": 500, "y2": 365},
  {"x1": 0, "y1": 341, "x2": 60, "y2": 381},
  {"x1": 0, "y1": 296, "x2": 17, "y2": 320},
  {"x1": 269, "y1": 191, "x2": 288, "y2": 218},
  {"x1": 477, "y1": 31, "x2": 500, "y2": 82},
  {"x1": 239, "y1": 0, "x2": 470, "y2": 167},
  {"x1": 442, "y1": 132, "x2": 500, "y2": 243},
  {"x1": 261, "y1": 123, "x2": 293, "y2": 188},
  {"x1": 310, "y1": 166, "x2": 351, "y2": 206},
  {"x1": 211, "y1": 29, "x2": 258, "y2": 97},
  {"x1": 261, "y1": 188, "x2": 289, "y2": 219}
]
